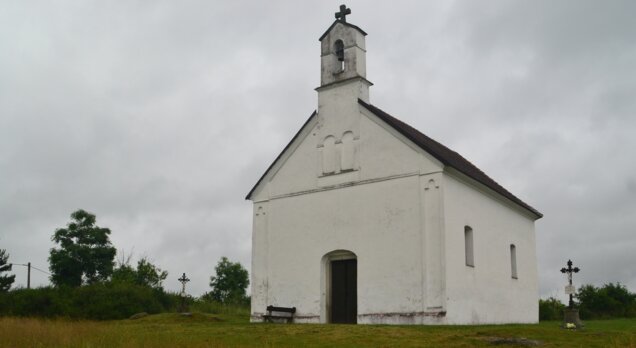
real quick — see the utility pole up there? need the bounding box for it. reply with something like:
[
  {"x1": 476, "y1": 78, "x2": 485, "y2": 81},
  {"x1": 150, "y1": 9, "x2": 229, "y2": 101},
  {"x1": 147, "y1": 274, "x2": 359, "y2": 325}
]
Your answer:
[
  {"x1": 12, "y1": 263, "x2": 33, "y2": 289},
  {"x1": 27, "y1": 262, "x2": 31, "y2": 289}
]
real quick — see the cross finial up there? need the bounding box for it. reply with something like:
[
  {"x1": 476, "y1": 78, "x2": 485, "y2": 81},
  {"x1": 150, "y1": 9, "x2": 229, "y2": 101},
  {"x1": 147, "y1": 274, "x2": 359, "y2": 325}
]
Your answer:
[{"x1": 335, "y1": 4, "x2": 351, "y2": 22}]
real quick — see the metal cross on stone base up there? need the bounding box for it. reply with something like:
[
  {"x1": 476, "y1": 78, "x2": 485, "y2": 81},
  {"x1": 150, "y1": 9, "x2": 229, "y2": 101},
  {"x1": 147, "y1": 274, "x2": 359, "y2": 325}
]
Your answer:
[
  {"x1": 560, "y1": 259, "x2": 580, "y2": 309},
  {"x1": 560, "y1": 259, "x2": 583, "y2": 329},
  {"x1": 335, "y1": 4, "x2": 351, "y2": 22},
  {"x1": 178, "y1": 273, "x2": 191, "y2": 314},
  {"x1": 178, "y1": 272, "x2": 190, "y2": 295}
]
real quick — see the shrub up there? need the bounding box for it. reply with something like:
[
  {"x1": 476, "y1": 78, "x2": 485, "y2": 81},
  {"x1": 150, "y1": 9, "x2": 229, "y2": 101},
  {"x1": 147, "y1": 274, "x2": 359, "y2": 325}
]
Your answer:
[
  {"x1": 2, "y1": 287, "x2": 72, "y2": 318},
  {"x1": 191, "y1": 297, "x2": 250, "y2": 316},
  {"x1": 539, "y1": 297, "x2": 565, "y2": 321},
  {"x1": 71, "y1": 283, "x2": 164, "y2": 320},
  {"x1": 0, "y1": 283, "x2": 182, "y2": 320}
]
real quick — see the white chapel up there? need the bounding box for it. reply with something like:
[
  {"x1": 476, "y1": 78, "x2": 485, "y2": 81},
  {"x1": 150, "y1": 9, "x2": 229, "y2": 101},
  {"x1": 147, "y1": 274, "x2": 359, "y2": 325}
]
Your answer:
[{"x1": 246, "y1": 6, "x2": 542, "y2": 325}]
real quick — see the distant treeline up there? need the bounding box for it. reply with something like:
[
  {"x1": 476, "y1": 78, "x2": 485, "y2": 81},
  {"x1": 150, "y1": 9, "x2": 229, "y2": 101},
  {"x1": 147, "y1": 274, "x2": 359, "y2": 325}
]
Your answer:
[
  {"x1": 540, "y1": 283, "x2": 636, "y2": 321},
  {"x1": 0, "y1": 209, "x2": 251, "y2": 320}
]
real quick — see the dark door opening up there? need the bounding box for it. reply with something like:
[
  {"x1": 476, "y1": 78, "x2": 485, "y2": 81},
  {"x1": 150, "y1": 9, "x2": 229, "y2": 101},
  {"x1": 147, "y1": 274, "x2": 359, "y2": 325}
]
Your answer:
[{"x1": 330, "y1": 259, "x2": 357, "y2": 324}]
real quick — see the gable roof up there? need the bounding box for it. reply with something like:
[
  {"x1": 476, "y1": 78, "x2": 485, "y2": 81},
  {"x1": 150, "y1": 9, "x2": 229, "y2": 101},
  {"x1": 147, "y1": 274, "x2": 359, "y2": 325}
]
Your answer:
[
  {"x1": 319, "y1": 20, "x2": 367, "y2": 41},
  {"x1": 245, "y1": 111, "x2": 316, "y2": 200},
  {"x1": 245, "y1": 101, "x2": 542, "y2": 219},
  {"x1": 358, "y1": 99, "x2": 542, "y2": 219}
]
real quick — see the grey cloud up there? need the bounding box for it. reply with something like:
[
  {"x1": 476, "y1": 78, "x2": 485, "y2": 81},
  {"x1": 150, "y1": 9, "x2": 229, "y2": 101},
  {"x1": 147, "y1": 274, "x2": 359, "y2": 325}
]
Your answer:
[{"x1": 1, "y1": 1, "x2": 634, "y2": 299}]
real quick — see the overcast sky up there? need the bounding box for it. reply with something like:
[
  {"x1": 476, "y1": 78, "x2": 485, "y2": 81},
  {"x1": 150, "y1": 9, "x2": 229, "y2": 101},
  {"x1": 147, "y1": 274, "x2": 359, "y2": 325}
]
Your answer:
[{"x1": 1, "y1": 1, "x2": 634, "y2": 302}]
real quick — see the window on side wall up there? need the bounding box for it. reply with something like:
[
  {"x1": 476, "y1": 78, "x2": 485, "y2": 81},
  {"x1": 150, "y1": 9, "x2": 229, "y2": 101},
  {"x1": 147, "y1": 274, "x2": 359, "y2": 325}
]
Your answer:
[
  {"x1": 510, "y1": 244, "x2": 518, "y2": 279},
  {"x1": 465, "y1": 226, "x2": 474, "y2": 267}
]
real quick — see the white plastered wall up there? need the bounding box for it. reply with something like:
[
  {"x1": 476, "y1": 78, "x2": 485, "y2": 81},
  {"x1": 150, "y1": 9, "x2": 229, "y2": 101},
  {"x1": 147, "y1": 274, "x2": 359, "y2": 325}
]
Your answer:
[
  {"x1": 250, "y1": 104, "x2": 449, "y2": 324},
  {"x1": 442, "y1": 171, "x2": 539, "y2": 324},
  {"x1": 264, "y1": 176, "x2": 423, "y2": 323}
]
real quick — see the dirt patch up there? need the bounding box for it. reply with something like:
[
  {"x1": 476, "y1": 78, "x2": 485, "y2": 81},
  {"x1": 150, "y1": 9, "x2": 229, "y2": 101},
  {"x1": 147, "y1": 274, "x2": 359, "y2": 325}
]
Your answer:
[
  {"x1": 483, "y1": 336, "x2": 542, "y2": 346},
  {"x1": 129, "y1": 312, "x2": 149, "y2": 320}
]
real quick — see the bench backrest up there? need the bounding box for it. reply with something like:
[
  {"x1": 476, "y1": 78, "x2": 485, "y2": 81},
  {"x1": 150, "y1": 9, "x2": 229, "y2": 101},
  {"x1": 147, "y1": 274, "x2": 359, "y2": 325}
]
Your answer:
[{"x1": 266, "y1": 305, "x2": 296, "y2": 314}]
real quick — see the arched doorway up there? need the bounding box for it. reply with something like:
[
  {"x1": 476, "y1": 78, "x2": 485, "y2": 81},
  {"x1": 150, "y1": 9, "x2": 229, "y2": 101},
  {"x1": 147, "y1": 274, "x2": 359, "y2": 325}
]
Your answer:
[{"x1": 321, "y1": 250, "x2": 357, "y2": 324}]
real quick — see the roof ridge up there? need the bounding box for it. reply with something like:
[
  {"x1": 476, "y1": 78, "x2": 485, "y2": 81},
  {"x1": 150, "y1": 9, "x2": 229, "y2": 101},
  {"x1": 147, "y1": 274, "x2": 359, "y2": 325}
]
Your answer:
[{"x1": 358, "y1": 99, "x2": 542, "y2": 219}]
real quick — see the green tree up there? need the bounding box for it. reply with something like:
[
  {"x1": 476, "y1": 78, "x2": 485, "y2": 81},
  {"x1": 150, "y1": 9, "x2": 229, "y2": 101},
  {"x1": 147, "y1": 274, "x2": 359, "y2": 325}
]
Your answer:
[
  {"x1": 206, "y1": 257, "x2": 249, "y2": 304},
  {"x1": 0, "y1": 249, "x2": 16, "y2": 292},
  {"x1": 49, "y1": 210, "x2": 117, "y2": 287},
  {"x1": 576, "y1": 283, "x2": 636, "y2": 319},
  {"x1": 112, "y1": 257, "x2": 168, "y2": 289},
  {"x1": 135, "y1": 258, "x2": 168, "y2": 289}
]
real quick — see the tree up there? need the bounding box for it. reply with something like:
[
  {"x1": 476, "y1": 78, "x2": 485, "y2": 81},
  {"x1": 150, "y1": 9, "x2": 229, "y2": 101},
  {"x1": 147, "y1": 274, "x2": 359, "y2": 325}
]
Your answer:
[
  {"x1": 206, "y1": 257, "x2": 249, "y2": 304},
  {"x1": 112, "y1": 257, "x2": 168, "y2": 289},
  {"x1": 49, "y1": 209, "x2": 117, "y2": 287},
  {"x1": 576, "y1": 283, "x2": 636, "y2": 319},
  {"x1": 0, "y1": 249, "x2": 16, "y2": 292},
  {"x1": 135, "y1": 258, "x2": 168, "y2": 289}
]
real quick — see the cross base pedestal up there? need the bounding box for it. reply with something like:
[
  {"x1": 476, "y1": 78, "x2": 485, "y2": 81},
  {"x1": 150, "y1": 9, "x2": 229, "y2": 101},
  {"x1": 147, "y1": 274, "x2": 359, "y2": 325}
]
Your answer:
[
  {"x1": 562, "y1": 309, "x2": 583, "y2": 329},
  {"x1": 178, "y1": 295, "x2": 190, "y2": 314}
]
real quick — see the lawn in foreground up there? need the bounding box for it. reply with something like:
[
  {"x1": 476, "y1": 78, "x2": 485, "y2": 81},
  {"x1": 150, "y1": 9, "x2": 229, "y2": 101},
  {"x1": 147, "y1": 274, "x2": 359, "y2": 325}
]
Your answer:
[{"x1": 1, "y1": 313, "x2": 635, "y2": 347}]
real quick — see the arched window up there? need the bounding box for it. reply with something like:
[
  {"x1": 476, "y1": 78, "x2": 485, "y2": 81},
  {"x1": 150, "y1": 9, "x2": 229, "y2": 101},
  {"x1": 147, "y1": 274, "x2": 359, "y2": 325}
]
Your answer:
[
  {"x1": 334, "y1": 39, "x2": 344, "y2": 72},
  {"x1": 510, "y1": 244, "x2": 518, "y2": 279},
  {"x1": 465, "y1": 226, "x2": 474, "y2": 267},
  {"x1": 340, "y1": 131, "x2": 354, "y2": 171},
  {"x1": 322, "y1": 135, "x2": 337, "y2": 174}
]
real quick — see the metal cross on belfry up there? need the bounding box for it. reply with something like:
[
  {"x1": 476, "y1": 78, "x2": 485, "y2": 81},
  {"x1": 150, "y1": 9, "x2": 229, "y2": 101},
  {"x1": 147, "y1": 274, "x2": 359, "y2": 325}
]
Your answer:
[
  {"x1": 335, "y1": 4, "x2": 351, "y2": 22},
  {"x1": 178, "y1": 272, "x2": 190, "y2": 295},
  {"x1": 560, "y1": 259, "x2": 580, "y2": 309}
]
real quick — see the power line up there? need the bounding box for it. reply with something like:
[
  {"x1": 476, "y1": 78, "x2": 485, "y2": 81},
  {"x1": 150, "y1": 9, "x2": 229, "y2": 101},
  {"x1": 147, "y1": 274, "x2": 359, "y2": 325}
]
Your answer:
[
  {"x1": 30, "y1": 265, "x2": 51, "y2": 275},
  {"x1": 12, "y1": 263, "x2": 49, "y2": 274},
  {"x1": 10, "y1": 262, "x2": 50, "y2": 288}
]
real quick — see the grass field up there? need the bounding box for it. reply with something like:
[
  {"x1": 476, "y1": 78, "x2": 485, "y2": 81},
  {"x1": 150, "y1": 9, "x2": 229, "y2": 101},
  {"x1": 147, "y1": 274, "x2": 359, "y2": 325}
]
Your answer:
[{"x1": 1, "y1": 313, "x2": 635, "y2": 347}]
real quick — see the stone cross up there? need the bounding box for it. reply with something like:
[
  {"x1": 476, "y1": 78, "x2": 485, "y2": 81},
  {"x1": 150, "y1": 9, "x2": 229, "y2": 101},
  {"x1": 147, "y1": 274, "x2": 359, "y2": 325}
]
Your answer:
[
  {"x1": 560, "y1": 259, "x2": 580, "y2": 309},
  {"x1": 178, "y1": 272, "x2": 190, "y2": 295},
  {"x1": 335, "y1": 5, "x2": 351, "y2": 22}
]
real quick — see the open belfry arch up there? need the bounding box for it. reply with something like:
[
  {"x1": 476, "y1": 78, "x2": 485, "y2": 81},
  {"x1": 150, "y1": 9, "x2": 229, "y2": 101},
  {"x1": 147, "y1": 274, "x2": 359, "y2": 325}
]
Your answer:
[{"x1": 247, "y1": 5, "x2": 542, "y2": 325}]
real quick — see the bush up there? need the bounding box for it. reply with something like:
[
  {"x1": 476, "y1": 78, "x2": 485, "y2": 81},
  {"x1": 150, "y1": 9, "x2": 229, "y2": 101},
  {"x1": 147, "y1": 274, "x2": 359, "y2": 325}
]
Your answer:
[
  {"x1": 2, "y1": 287, "x2": 72, "y2": 318},
  {"x1": 0, "y1": 283, "x2": 182, "y2": 320},
  {"x1": 539, "y1": 297, "x2": 565, "y2": 321},
  {"x1": 71, "y1": 283, "x2": 164, "y2": 320},
  {"x1": 190, "y1": 297, "x2": 250, "y2": 317}
]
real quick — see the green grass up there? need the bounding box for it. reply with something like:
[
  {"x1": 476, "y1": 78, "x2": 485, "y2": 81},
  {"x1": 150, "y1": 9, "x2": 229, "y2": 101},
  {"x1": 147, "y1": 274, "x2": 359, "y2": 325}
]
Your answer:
[{"x1": 1, "y1": 313, "x2": 634, "y2": 347}]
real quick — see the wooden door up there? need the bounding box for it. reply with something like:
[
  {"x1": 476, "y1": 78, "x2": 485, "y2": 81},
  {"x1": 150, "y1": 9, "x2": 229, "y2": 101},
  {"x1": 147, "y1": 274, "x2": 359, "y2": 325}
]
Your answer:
[{"x1": 330, "y1": 259, "x2": 357, "y2": 323}]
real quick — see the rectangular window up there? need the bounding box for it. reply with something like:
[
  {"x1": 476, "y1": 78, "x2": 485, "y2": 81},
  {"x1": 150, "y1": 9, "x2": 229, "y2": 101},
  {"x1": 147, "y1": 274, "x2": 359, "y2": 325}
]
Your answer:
[
  {"x1": 510, "y1": 244, "x2": 518, "y2": 279},
  {"x1": 465, "y1": 226, "x2": 474, "y2": 267}
]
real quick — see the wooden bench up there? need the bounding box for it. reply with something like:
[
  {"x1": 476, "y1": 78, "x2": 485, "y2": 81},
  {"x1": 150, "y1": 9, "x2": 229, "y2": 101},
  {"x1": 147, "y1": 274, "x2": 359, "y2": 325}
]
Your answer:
[{"x1": 263, "y1": 305, "x2": 296, "y2": 323}]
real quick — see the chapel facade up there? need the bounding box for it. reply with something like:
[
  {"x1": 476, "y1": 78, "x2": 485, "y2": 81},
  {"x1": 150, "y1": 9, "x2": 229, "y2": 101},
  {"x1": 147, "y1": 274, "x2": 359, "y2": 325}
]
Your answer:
[{"x1": 246, "y1": 6, "x2": 542, "y2": 325}]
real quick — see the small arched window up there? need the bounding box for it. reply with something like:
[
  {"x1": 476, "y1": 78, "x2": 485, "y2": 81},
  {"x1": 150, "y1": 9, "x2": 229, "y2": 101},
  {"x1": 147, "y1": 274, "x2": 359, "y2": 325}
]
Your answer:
[
  {"x1": 340, "y1": 132, "x2": 354, "y2": 171},
  {"x1": 465, "y1": 226, "x2": 474, "y2": 267},
  {"x1": 334, "y1": 39, "x2": 344, "y2": 71},
  {"x1": 322, "y1": 136, "x2": 337, "y2": 174},
  {"x1": 510, "y1": 244, "x2": 518, "y2": 279}
]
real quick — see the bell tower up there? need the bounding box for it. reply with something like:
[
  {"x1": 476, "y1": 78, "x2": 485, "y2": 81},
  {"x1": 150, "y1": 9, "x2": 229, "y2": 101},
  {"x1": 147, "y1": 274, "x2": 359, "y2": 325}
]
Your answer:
[{"x1": 316, "y1": 5, "x2": 372, "y2": 115}]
